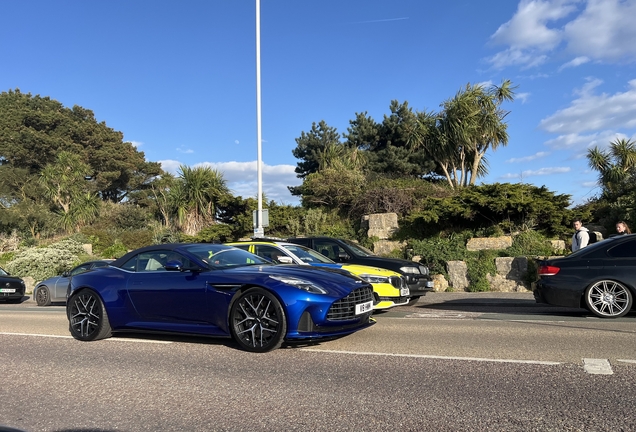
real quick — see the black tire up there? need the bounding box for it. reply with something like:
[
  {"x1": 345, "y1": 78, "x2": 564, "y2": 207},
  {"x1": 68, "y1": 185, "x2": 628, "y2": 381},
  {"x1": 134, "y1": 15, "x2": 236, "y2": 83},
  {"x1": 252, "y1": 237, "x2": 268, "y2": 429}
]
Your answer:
[
  {"x1": 230, "y1": 287, "x2": 286, "y2": 353},
  {"x1": 35, "y1": 286, "x2": 52, "y2": 306},
  {"x1": 67, "y1": 289, "x2": 112, "y2": 341},
  {"x1": 584, "y1": 280, "x2": 633, "y2": 318}
]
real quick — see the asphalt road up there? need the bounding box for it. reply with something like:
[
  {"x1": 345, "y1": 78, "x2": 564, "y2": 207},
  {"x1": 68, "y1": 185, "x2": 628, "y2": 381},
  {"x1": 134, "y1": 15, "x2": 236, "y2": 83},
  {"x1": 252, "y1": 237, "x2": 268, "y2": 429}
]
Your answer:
[{"x1": 2, "y1": 292, "x2": 636, "y2": 432}]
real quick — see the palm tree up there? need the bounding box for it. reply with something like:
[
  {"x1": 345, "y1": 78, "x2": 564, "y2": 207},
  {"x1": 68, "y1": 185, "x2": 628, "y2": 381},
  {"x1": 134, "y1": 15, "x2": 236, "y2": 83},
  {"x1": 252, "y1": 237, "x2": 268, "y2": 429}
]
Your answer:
[
  {"x1": 419, "y1": 80, "x2": 515, "y2": 188},
  {"x1": 40, "y1": 151, "x2": 98, "y2": 232},
  {"x1": 170, "y1": 165, "x2": 230, "y2": 235},
  {"x1": 587, "y1": 138, "x2": 636, "y2": 198}
]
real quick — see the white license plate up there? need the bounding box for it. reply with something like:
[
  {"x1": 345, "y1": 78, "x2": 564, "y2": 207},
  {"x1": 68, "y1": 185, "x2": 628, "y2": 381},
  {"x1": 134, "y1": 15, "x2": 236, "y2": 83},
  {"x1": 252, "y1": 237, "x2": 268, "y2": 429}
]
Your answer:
[
  {"x1": 400, "y1": 288, "x2": 410, "y2": 296},
  {"x1": 355, "y1": 301, "x2": 373, "y2": 315},
  {"x1": 0, "y1": 289, "x2": 16, "y2": 293},
  {"x1": 426, "y1": 281, "x2": 435, "y2": 288}
]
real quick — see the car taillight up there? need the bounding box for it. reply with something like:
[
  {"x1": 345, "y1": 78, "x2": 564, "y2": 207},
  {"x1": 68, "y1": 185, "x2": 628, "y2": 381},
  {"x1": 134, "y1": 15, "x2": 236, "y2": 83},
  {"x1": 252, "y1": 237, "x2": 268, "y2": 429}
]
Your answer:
[{"x1": 539, "y1": 265, "x2": 560, "y2": 276}]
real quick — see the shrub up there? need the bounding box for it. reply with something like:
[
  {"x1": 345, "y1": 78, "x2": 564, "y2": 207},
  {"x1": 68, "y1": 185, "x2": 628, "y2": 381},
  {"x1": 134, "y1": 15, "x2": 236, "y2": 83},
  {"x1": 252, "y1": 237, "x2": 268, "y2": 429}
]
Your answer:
[{"x1": 5, "y1": 247, "x2": 77, "y2": 281}]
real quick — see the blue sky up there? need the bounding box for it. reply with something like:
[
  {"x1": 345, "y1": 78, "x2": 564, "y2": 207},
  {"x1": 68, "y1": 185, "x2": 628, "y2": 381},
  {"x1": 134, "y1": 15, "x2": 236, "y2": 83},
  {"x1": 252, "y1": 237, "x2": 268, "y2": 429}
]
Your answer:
[{"x1": 2, "y1": 0, "x2": 636, "y2": 206}]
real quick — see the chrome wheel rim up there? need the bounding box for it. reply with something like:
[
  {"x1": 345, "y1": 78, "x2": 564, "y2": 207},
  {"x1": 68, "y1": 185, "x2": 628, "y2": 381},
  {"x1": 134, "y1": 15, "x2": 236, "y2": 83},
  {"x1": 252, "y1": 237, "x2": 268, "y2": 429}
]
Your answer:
[
  {"x1": 69, "y1": 292, "x2": 102, "y2": 338},
  {"x1": 587, "y1": 281, "x2": 630, "y2": 317},
  {"x1": 232, "y1": 293, "x2": 281, "y2": 349}
]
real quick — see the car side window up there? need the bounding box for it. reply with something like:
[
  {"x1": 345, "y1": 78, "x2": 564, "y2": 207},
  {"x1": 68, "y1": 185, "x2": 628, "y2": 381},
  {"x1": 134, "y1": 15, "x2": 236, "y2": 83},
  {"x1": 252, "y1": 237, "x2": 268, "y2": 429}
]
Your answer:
[
  {"x1": 254, "y1": 245, "x2": 286, "y2": 263},
  {"x1": 607, "y1": 240, "x2": 636, "y2": 258},
  {"x1": 70, "y1": 264, "x2": 92, "y2": 277},
  {"x1": 314, "y1": 241, "x2": 341, "y2": 260}
]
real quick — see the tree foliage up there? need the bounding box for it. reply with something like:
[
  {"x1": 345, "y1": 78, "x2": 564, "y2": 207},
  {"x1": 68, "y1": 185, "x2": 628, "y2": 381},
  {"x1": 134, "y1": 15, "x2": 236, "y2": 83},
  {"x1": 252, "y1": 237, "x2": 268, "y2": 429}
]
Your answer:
[{"x1": 0, "y1": 89, "x2": 162, "y2": 203}]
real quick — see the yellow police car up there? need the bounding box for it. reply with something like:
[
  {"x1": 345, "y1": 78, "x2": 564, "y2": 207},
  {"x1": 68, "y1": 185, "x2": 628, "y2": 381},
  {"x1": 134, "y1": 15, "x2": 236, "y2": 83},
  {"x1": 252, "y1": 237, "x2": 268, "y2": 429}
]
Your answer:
[{"x1": 226, "y1": 240, "x2": 410, "y2": 310}]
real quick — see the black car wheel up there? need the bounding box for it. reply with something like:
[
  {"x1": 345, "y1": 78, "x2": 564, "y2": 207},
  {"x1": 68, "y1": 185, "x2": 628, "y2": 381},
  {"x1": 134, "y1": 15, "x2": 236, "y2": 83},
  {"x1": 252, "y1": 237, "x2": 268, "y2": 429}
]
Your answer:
[
  {"x1": 35, "y1": 286, "x2": 51, "y2": 306},
  {"x1": 67, "y1": 289, "x2": 112, "y2": 341},
  {"x1": 230, "y1": 288, "x2": 287, "y2": 353},
  {"x1": 585, "y1": 280, "x2": 633, "y2": 318}
]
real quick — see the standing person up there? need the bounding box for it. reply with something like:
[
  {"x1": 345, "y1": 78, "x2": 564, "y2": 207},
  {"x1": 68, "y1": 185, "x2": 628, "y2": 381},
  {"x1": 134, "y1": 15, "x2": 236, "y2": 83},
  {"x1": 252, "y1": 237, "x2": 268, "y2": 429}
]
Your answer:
[
  {"x1": 615, "y1": 221, "x2": 632, "y2": 235},
  {"x1": 571, "y1": 219, "x2": 590, "y2": 252}
]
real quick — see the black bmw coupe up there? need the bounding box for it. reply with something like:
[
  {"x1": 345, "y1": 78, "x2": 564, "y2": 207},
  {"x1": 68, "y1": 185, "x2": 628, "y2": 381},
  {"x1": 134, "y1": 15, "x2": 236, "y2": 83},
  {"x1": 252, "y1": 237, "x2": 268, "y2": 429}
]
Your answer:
[{"x1": 535, "y1": 234, "x2": 636, "y2": 318}]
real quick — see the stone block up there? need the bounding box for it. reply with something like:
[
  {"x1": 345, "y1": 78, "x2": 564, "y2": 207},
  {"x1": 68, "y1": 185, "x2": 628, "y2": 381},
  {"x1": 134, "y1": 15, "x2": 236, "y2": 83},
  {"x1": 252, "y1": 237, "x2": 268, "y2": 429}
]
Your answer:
[
  {"x1": 466, "y1": 236, "x2": 513, "y2": 251},
  {"x1": 372, "y1": 240, "x2": 405, "y2": 256},
  {"x1": 366, "y1": 213, "x2": 399, "y2": 240},
  {"x1": 447, "y1": 261, "x2": 468, "y2": 291},
  {"x1": 431, "y1": 274, "x2": 449, "y2": 292}
]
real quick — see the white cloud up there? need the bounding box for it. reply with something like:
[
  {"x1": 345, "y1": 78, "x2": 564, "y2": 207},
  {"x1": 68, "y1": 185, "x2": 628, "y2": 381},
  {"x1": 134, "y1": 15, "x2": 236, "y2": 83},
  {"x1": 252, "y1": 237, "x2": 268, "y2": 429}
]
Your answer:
[
  {"x1": 500, "y1": 166, "x2": 571, "y2": 179},
  {"x1": 129, "y1": 140, "x2": 142, "y2": 148},
  {"x1": 487, "y1": 0, "x2": 636, "y2": 69},
  {"x1": 487, "y1": 0, "x2": 579, "y2": 68},
  {"x1": 544, "y1": 131, "x2": 627, "y2": 151},
  {"x1": 539, "y1": 78, "x2": 636, "y2": 134},
  {"x1": 564, "y1": 0, "x2": 636, "y2": 62},
  {"x1": 517, "y1": 92, "x2": 531, "y2": 103},
  {"x1": 159, "y1": 159, "x2": 301, "y2": 205},
  {"x1": 490, "y1": 0, "x2": 576, "y2": 49},
  {"x1": 176, "y1": 147, "x2": 194, "y2": 154},
  {"x1": 558, "y1": 56, "x2": 590, "y2": 71},
  {"x1": 506, "y1": 151, "x2": 549, "y2": 163}
]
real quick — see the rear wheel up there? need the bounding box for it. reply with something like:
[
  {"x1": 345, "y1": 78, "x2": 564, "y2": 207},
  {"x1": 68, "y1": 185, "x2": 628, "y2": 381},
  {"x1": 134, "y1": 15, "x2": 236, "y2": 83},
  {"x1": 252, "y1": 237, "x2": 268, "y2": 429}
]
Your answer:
[
  {"x1": 35, "y1": 286, "x2": 52, "y2": 306},
  {"x1": 230, "y1": 288, "x2": 286, "y2": 352},
  {"x1": 67, "y1": 289, "x2": 112, "y2": 341},
  {"x1": 585, "y1": 280, "x2": 633, "y2": 318}
]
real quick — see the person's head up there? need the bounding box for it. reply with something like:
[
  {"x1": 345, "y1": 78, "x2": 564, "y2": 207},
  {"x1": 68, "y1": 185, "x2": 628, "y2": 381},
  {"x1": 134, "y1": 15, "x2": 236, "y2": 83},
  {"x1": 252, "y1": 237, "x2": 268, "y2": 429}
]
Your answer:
[
  {"x1": 573, "y1": 219, "x2": 583, "y2": 230},
  {"x1": 616, "y1": 221, "x2": 631, "y2": 234}
]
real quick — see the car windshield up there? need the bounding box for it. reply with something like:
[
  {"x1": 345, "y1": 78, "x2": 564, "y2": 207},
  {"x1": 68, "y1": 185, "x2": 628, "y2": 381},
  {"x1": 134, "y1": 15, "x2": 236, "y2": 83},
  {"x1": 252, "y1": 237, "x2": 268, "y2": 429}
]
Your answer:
[
  {"x1": 282, "y1": 244, "x2": 335, "y2": 264},
  {"x1": 340, "y1": 239, "x2": 375, "y2": 257},
  {"x1": 182, "y1": 244, "x2": 271, "y2": 269},
  {"x1": 0, "y1": 267, "x2": 8, "y2": 276}
]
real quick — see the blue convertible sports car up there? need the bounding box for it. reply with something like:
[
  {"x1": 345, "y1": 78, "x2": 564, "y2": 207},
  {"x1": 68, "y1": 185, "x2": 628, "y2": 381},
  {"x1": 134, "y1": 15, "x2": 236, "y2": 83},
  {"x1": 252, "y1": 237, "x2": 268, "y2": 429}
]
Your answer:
[{"x1": 66, "y1": 243, "x2": 375, "y2": 352}]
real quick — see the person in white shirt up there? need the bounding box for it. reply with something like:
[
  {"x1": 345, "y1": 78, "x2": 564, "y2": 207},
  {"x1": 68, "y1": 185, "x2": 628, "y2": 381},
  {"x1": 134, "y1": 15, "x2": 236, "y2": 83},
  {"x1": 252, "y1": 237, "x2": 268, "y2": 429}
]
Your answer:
[{"x1": 571, "y1": 219, "x2": 589, "y2": 252}]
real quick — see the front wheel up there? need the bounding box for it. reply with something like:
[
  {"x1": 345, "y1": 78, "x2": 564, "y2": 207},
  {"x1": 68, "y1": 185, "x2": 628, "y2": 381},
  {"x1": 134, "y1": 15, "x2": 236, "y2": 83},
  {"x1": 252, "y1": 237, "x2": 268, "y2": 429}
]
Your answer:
[
  {"x1": 67, "y1": 289, "x2": 112, "y2": 341},
  {"x1": 230, "y1": 288, "x2": 286, "y2": 353},
  {"x1": 35, "y1": 286, "x2": 52, "y2": 306},
  {"x1": 585, "y1": 280, "x2": 633, "y2": 318}
]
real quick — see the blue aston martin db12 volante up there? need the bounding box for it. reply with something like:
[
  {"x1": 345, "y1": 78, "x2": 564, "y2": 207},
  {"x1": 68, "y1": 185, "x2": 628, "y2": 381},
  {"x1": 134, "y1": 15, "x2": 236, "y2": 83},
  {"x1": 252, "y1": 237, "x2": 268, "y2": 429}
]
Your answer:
[{"x1": 66, "y1": 243, "x2": 375, "y2": 352}]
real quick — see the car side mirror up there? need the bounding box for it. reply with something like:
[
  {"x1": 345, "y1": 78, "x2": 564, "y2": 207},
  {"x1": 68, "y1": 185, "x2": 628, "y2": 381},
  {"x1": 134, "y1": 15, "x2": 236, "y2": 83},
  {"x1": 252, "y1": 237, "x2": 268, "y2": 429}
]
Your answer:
[
  {"x1": 164, "y1": 260, "x2": 184, "y2": 271},
  {"x1": 338, "y1": 252, "x2": 349, "y2": 262},
  {"x1": 277, "y1": 256, "x2": 293, "y2": 264},
  {"x1": 61, "y1": 271, "x2": 70, "y2": 277}
]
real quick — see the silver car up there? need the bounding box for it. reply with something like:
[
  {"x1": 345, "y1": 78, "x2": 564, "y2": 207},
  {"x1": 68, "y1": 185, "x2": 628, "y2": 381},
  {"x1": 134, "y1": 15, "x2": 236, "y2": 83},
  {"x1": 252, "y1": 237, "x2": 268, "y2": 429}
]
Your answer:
[{"x1": 34, "y1": 260, "x2": 113, "y2": 306}]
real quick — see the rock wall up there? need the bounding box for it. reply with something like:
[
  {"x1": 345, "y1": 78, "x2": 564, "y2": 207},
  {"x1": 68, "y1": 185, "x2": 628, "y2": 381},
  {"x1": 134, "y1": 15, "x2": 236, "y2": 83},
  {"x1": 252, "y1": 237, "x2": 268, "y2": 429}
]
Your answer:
[{"x1": 436, "y1": 257, "x2": 531, "y2": 292}]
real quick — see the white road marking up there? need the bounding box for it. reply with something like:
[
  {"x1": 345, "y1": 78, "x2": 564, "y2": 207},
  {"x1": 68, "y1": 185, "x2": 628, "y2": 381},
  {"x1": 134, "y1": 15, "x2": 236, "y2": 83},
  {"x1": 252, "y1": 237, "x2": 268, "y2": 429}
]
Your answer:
[
  {"x1": 583, "y1": 358, "x2": 613, "y2": 375},
  {"x1": 0, "y1": 332, "x2": 172, "y2": 344},
  {"x1": 301, "y1": 348, "x2": 561, "y2": 365},
  {"x1": 616, "y1": 359, "x2": 636, "y2": 364}
]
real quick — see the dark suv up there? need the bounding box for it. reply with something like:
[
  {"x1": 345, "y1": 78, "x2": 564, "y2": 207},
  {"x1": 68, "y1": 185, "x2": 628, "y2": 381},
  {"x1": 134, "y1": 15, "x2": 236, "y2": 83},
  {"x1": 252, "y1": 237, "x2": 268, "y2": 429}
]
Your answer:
[
  {"x1": 0, "y1": 266, "x2": 26, "y2": 304},
  {"x1": 286, "y1": 237, "x2": 434, "y2": 302}
]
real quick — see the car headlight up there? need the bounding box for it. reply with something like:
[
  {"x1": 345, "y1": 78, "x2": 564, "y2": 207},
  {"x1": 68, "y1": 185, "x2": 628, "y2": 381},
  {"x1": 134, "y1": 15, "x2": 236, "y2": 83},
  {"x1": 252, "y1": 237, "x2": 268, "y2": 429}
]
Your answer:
[
  {"x1": 357, "y1": 274, "x2": 389, "y2": 284},
  {"x1": 400, "y1": 266, "x2": 420, "y2": 275},
  {"x1": 269, "y1": 275, "x2": 328, "y2": 294}
]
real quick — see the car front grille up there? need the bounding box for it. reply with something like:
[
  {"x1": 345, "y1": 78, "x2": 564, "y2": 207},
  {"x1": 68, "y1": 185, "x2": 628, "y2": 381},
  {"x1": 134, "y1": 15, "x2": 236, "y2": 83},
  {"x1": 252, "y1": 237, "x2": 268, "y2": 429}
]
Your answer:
[
  {"x1": 327, "y1": 286, "x2": 374, "y2": 321},
  {"x1": 389, "y1": 276, "x2": 407, "y2": 289}
]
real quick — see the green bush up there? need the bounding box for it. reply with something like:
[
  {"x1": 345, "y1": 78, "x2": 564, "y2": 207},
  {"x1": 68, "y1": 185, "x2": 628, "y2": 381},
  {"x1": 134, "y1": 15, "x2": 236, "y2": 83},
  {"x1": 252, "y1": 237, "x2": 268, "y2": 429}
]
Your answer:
[
  {"x1": 5, "y1": 247, "x2": 77, "y2": 281},
  {"x1": 408, "y1": 232, "x2": 471, "y2": 276},
  {"x1": 506, "y1": 230, "x2": 555, "y2": 257},
  {"x1": 465, "y1": 250, "x2": 498, "y2": 292}
]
